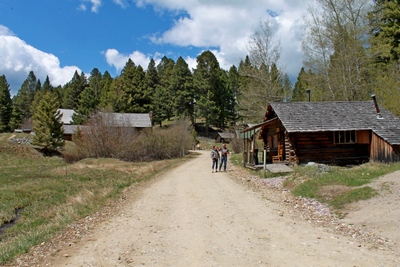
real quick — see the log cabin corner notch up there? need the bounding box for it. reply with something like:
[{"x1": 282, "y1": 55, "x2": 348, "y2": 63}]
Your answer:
[{"x1": 258, "y1": 100, "x2": 400, "y2": 165}]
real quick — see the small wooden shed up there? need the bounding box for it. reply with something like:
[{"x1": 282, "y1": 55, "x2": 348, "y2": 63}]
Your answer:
[
  {"x1": 252, "y1": 100, "x2": 400, "y2": 165},
  {"x1": 215, "y1": 132, "x2": 236, "y2": 143}
]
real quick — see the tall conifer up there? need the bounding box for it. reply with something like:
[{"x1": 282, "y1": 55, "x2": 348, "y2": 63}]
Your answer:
[
  {"x1": 11, "y1": 71, "x2": 38, "y2": 128},
  {"x1": 0, "y1": 75, "x2": 13, "y2": 132},
  {"x1": 32, "y1": 92, "x2": 65, "y2": 154},
  {"x1": 172, "y1": 57, "x2": 194, "y2": 122}
]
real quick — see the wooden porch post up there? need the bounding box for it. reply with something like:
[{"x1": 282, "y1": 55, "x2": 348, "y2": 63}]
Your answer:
[{"x1": 243, "y1": 134, "x2": 246, "y2": 167}]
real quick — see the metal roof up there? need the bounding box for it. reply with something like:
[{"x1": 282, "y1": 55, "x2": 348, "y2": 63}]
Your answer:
[
  {"x1": 216, "y1": 132, "x2": 236, "y2": 139},
  {"x1": 57, "y1": 109, "x2": 75, "y2": 125},
  {"x1": 100, "y1": 112, "x2": 152, "y2": 128}
]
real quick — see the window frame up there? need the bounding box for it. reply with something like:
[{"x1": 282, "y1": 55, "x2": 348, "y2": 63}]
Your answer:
[{"x1": 334, "y1": 130, "x2": 357, "y2": 144}]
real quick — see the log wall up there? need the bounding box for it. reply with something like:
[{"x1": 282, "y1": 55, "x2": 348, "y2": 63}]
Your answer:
[
  {"x1": 289, "y1": 132, "x2": 370, "y2": 165},
  {"x1": 370, "y1": 133, "x2": 400, "y2": 163}
]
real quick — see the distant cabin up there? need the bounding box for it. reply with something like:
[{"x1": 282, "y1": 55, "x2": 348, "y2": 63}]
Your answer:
[
  {"x1": 57, "y1": 109, "x2": 75, "y2": 125},
  {"x1": 57, "y1": 109, "x2": 77, "y2": 141},
  {"x1": 215, "y1": 132, "x2": 236, "y2": 143},
  {"x1": 58, "y1": 110, "x2": 153, "y2": 141}
]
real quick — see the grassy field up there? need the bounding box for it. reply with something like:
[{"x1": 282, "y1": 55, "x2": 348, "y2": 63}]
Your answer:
[{"x1": 0, "y1": 133, "x2": 189, "y2": 264}]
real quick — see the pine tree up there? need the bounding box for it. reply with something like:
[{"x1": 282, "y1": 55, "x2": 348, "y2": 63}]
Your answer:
[
  {"x1": 152, "y1": 86, "x2": 168, "y2": 126},
  {"x1": 0, "y1": 75, "x2": 13, "y2": 132},
  {"x1": 31, "y1": 79, "x2": 44, "y2": 116},
  {"x1": 72, "y1": 85, "x2": 99, "y2": 124},
  {"x1": 146, "y1": 59, "x2": 159, "y2": 93},
  {"x1": 32, "y1": 92, "x2": 65, "y2": 154},
  {"x1": 150, "y1": 57, "x2": 175, "y2": 125},
  {"x1": 10, "y1": 71, "x2": 38, "y2": 128},
  {"x1": 73, "y1": 68, "x2": 102, "y2": 124},
  {"x1": 367, "y1": 0, "x2": 400, "y2": 116},
  {"x1": 42, "y1": 76, "x2": 54, "y2": 92},
  {"x1": 172, "y1": 57, "x2": 194, "y2": 122},
  {"x1": 193, "y1": 51, "x2": 225, "y2": 132},
  {"x1": 145, "y1": 59, "x2": 159, "y2": 124},
  {"x1": 225, "y1": 65, "x2": 240, "y2": 127},
  {"x1": 292, "y1": 68, "x2": 308, "y2": 102},
  {"x1": 62, "y1": 71, "x2": 87, "y2": 109},
  {"x1": 108, "y1": 77, "x2": 127, "y2": 113},
  {"x1": 157, "y1": 56, "x2": 175, "y2": 120},
  {"x1": 98, "y1": 71, "x2": 114, "y2": 109},
  {"x1": 88, "y1": 68, "x2": 102, "y2": 98},
  {"x1": 118, "y1": 59, "x2": 137, "y2": 112},
  {"x1": 369, "y1": 0, "x2": 400, "y2": 63},
  {"x1": 117, "y1": 59, "x2": 151, "y2": 113}
]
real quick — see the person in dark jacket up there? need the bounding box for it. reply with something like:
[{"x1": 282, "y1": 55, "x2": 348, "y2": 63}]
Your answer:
[{"x1": 210, "y1": 146, "x2": 220, "y2": 173}]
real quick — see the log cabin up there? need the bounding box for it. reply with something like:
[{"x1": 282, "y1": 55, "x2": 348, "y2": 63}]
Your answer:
[
  {"x1": 215, "y1": 132, "x2": 236, "y2": 144},
  {"x1": 247, "y1": 100, "x2": 400, "y2": 165}
]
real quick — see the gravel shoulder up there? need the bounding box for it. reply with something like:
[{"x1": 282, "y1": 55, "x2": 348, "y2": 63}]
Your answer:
[
  {"x1": 340, "y1": 170, "x2": 400, "y2": 250},
  {"x1": 9, "y1": 151, "x2": 400, "y2": 266}
]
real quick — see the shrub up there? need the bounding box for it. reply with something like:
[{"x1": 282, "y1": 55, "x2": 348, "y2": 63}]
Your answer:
[
  {"x1": 230, "y1": 135, "x2": 243, "y2": 154},
  {"x1": 69, "y1": 114, "x2": 194, "y2": 162}
]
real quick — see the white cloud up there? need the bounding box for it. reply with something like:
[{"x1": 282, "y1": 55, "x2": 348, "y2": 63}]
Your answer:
[
  {"x1": 113, "y1": 0, "x2": 127, "y2": 8},
  {"x1": 104, "y1": 48, "x2": 204, "y2": 73},
  {"x1": 104, "y1": 49, "x2": 160, "y2": 70},
  {"x1": 184, "y1": 56, "x2": 197, "y2": 72},
  {"x1": 0, "y1": 25, "x2": 81, "y2": 95},
  {"x1": 0, "y1": 25, "x2": 14, "y2": 36},
  {"x1": 74, "y1": 0, "x2": 308, "y2": 80},
  {"x1": 90, "y1": 0, "x2": 102, "y2": 13},
  {"x1": 77, "y1": 3, "x2": 87, "y2": 11},
  {"x1": 133, "y1": 0, "x2": 308, "y2": 79},
  {"x1": 78, "y1": 0, "x2": 102, "y2": 13}
]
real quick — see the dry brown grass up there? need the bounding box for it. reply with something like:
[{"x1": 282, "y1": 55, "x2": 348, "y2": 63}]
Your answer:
[{"x1": 64, "y1": 115, "x2": 194, "y2": 163}]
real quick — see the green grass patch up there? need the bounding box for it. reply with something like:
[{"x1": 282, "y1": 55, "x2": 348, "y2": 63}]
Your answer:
[
  {"x1": 229, "y1": 153, "x2": 243, "y2": 167},
  {"x1": 328, "y1": 186, "x2": 378, "y2": 210},
  {"x1": 229, "y1": 151, "x2": 400, "y2": 211},
  {"x1": 287, "y1": 162, "x2": 400, "y2": 210},
  {"x1": 0, "y1": 133, "x2": 188, "y2": 264}
]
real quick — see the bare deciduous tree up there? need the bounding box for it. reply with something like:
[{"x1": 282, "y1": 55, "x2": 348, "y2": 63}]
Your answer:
[
  {"x1": 302, "y1": 0, "x2": 371, "y2": 101},
  {"x1": 238, "y1": 19, "x2": 289, "y2": 123}
]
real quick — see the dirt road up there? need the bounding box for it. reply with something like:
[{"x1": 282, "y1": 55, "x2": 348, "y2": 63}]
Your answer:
[{"x1": 34, "y1": 151, "x2": 400, "y2": 266}]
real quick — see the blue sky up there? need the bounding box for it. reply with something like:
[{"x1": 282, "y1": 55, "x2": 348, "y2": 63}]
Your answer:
[{"x1": 0, "y1": 0, "x2": 308, "y2": 96}]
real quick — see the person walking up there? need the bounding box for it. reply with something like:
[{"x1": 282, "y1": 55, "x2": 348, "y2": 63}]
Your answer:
[
  {"x1": 210, "y1": 146, "x2": 220, "y2": 173},
  {"x1": 219, "y1": 144, "x2": 229, "y2": 171}
]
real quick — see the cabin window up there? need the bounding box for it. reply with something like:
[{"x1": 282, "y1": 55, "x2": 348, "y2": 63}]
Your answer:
[{"x1": 334, "y1": 131, "x2": 356, "y2": 144}]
